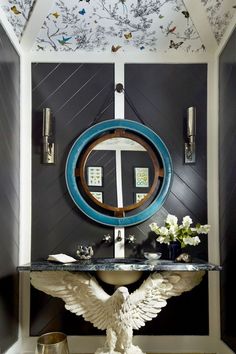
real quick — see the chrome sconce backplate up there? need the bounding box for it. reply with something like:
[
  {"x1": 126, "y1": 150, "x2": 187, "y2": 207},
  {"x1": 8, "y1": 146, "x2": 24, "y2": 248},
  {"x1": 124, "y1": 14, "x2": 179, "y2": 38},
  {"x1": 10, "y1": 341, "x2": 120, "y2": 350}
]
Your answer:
[{"x1": 184, "y1": 106, "x2": 196, "y2": 164}]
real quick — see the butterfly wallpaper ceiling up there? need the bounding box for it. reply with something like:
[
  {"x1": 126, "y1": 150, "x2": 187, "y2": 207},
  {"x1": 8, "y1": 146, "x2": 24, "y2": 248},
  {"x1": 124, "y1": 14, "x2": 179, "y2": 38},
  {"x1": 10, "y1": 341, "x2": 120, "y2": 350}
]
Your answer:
[{"x1": 0, "y1": 0, "x2": 236, "y2": 52}]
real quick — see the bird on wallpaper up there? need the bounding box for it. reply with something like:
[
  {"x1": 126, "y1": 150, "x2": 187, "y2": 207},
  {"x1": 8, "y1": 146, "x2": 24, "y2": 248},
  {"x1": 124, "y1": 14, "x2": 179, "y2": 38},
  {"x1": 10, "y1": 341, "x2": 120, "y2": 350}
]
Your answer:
[
  {"x1": 58, "y1": 36, "x2": 72, "y2": 45},
  {"x1": 52, "y1": 12, "x2": 60, "y2": 19},
  {"x1": 124, "y1": 32, "x2": 132, "y2": 40},
  {"x1": 10, "y1": 5, "x2": 21, "y2": 15},
  {"x1": 31, "y1": 270, "x2": 204, "y2": 354},
  {"x1": 79, "y1": 8, "x2": 86, "y2": 15},
  {"x1": 169, "y1": 39, "x2": 183, "y2": 49},
  {"x1": 182, "y1": 10, "x2": 189, "y2": 18},
  {"x1": 167, "y1": 26, "x2": 176, "y2": 34},
  {"x1": 111, "y1": 45, "x2": 122, "y2": 52}
]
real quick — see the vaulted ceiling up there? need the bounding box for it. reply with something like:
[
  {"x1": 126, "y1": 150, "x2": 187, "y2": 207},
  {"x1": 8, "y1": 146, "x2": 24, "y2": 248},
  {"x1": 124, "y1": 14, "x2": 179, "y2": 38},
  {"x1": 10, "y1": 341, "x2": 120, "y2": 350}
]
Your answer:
[{"x1": 1, "y1": 0, "x2": 235, "y2": 53}]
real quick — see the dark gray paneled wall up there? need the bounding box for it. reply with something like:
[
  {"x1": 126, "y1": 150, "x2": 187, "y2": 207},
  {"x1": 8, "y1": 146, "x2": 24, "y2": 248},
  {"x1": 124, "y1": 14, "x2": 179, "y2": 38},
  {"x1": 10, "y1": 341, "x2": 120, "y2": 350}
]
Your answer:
[
  {"x1": 31, "y1": 63, "x2": 208, "y2": 336},
  {"x1": 0, "y1": 24, "x2": 20, "y2": 351},
  {"x1": 125, "y1": 64, "x2": 208, "y2": 335},
  {"x1": 219, "y1": 28, "x2": 236, "y2": 352},
  {"x1": 31, "y1": 63, "x2": 114, "y2": 335}
]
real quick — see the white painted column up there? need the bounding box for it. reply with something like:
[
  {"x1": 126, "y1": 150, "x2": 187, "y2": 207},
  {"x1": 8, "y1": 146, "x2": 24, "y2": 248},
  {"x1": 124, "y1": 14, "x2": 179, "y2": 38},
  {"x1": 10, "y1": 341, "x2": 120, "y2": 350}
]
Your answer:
[
  {"x1": 19, "y1": 53, "x2": 32, "y2": 349},
  {"x1": 114, "y1": 60, "x2": 125, "y2": 258},
  {"x1": 207, "y1": 56, "x2": 221, "y2": 346}
]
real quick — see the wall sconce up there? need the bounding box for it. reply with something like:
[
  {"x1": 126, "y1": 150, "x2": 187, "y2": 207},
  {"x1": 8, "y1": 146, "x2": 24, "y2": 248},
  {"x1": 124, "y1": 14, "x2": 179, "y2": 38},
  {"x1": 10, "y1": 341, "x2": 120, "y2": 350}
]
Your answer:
[
  {"x1": 184, "y1": 106, "x2": 196, "y2": 164},
  {"x1": 42, "y1": 108, "x2": 55, "y2": 164}
]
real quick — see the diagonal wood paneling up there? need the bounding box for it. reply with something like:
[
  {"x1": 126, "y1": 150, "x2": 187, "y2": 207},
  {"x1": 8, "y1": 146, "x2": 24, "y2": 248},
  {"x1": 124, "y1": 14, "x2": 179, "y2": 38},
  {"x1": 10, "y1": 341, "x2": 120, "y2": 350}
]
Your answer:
[
  {"x1": 125, "y1": 63, "x2": 208, "y2": 335},
  {"x1": 31, "y1": 63, "x2": 115, "y2": 335},
  {"x1": 0, "y1": 23, "x2": 20, "y2": 352},
  {"x1": 31, "y1": 63, "x2": 208, "y2": 336},
  {"x1": 219, "y1": 27, "x2": 236, "y2": 353}
]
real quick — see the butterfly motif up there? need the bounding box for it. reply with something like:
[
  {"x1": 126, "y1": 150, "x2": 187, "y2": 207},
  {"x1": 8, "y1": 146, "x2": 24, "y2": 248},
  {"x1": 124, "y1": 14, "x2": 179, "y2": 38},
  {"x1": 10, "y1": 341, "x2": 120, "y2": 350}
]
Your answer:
[
  {"x1": 111, "y1": 45, "x2": 122, "y2": 52},
  {"x1": 124, "y1": 32, "x2": 132, "y2": 40},
  {"x1": 168, "y1": 26, "x2": 176, "y2": 34},
  {"x1": 11, "y1": 6, "x2": 21, "y2": 15},
  {"x1": 58, "y1": 36, "x2": 72, "y2": 45},
  {"x1": 52, "y1": 12, "x2": 60, "y2": 18},
  {"x1": 182, "y1": 11, "x2": 189, "y2": 18},
  {"x1": 169, "y1": 40, "x2": 183, "y2": 49},
  {"x1": 79, "y1": 8, "x2": 86, "y2": 15},
  {"x1": 140, "y1": 46, "x2": 145, "y2": 50}
]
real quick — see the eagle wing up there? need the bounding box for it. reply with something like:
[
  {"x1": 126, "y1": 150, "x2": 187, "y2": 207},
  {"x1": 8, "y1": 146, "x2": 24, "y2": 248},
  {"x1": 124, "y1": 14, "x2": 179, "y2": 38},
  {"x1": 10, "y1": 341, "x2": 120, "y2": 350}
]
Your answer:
[
  {"x1": 30, "y1": 271, "x2": 112, "y2": 330},
  {"x1": 125, "y1": 271, "x2": 205, "y2": 330}
]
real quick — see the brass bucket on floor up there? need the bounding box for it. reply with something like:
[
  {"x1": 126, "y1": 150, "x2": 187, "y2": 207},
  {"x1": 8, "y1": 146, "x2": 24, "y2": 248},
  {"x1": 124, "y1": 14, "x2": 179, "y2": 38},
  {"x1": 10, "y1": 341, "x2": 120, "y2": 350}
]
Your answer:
[{"x1": 35, "y1": 332, "x2": 69, "y2": 354}]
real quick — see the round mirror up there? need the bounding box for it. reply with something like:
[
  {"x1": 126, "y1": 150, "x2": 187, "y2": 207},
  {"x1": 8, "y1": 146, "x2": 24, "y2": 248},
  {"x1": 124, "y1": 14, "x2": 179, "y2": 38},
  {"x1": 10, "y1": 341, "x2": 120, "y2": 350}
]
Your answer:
[{"x1": 65, "y1": 120, "x2": 173, "y2": 226}]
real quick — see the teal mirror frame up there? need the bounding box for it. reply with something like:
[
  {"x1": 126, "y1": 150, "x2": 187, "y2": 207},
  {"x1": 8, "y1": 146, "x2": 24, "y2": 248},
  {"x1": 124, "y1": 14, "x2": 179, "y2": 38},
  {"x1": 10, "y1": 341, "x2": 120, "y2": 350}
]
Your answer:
[{"x1": 65, "y1": 119, "x2": 173, "y2": 226}]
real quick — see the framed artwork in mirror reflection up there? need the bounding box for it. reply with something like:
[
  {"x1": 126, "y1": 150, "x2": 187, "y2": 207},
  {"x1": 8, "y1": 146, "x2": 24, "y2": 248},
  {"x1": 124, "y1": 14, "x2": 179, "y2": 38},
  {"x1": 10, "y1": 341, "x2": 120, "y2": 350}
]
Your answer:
[
  {"x1": 135, "y1": 193, "x2": 147, "y2": 203},
  {"x1": 90, "y1": 191, "x2": 103, "y2": 203},
  {"x1": 87, "y1": 166, "x2": 103, "y2": 187},
  {"x1": 134, "y1": 167, "x2": 149, "y2": 188}
]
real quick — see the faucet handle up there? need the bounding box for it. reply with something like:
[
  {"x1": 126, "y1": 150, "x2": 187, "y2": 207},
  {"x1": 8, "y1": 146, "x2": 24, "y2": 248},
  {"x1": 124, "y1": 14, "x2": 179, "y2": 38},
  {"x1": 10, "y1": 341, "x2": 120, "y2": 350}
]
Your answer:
[
  {"x1": 102, "y1": 234, "x2": 112, "y2": 244},
  {"x1": 126, "y1": 234, "x2": 136, "y2": 244}
]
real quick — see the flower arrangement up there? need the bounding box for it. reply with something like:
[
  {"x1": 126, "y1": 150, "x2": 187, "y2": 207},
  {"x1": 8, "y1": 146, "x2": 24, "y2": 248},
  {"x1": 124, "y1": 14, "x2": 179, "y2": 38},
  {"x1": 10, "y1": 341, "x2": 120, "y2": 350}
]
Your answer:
[{"x1": 149, "y1": 214, "x2": 210, "y2": 248}]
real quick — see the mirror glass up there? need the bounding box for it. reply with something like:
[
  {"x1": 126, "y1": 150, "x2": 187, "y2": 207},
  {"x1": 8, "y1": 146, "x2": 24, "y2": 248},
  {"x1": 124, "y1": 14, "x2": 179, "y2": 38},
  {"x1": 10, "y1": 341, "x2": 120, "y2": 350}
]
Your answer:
[
  {"x1": 82, "y1": 137, "x2": 159, "y2": 208},
  {"x1": 66, "y1": 120, "x2": 172, "y2": 226}
]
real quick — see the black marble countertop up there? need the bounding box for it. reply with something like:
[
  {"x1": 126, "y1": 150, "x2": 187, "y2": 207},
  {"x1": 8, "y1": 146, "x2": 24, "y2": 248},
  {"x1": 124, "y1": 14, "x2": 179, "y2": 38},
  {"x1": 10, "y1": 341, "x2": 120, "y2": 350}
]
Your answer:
[{"x1": 18, "y1": 258, "x2": 221, "y2": 272}]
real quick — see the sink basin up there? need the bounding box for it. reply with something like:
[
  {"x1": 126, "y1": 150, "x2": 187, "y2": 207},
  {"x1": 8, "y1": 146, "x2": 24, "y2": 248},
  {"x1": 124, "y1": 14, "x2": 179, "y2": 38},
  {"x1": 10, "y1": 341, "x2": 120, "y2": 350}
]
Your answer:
[
  {"x1": 96, "y1": 270, "x2": 142, "y2": 286},
  {"x1": 95, "y1": 258, "x2": 143, "y2": 286},
  {"x1": 94, "y1": 258, "x2": 143, "y2": 264}
]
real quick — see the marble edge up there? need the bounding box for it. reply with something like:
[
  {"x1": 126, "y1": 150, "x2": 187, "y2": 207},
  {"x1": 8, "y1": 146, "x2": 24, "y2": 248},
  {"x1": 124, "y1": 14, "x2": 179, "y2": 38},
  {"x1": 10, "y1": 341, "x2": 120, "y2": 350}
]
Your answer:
[{"x1": 18, "y1": 260, "x2": 222, "y2": 272}]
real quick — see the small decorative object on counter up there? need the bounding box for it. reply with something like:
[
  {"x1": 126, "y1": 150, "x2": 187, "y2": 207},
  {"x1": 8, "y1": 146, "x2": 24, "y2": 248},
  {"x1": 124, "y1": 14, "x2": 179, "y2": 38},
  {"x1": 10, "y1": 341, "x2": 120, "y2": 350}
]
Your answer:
[
  {"x1": 144, "y1": 252, "x2": 162, "y2": 261},
  {"x1": 76, "y1": 245, "x2": 94, "y2": 260},
  {"x1": 176, "y1": 253, "x2": 192, "y2": 263},
  {"x1": 149, "y1": 214, "x2": 210, "y2": 260},
  {"x1": 47, "y1": 254, "x2": 77, "y2": 263}
]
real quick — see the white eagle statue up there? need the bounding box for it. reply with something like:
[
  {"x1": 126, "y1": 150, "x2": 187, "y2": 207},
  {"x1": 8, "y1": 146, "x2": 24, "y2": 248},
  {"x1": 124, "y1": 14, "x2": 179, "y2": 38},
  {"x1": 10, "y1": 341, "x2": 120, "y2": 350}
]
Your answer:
[{"x1": 31, "y1": 270, "x2": 204, "y2": 354}]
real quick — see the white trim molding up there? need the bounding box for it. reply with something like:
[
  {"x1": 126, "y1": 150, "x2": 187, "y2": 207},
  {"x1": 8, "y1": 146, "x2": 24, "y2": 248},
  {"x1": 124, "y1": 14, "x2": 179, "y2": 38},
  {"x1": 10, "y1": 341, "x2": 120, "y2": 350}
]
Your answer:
[
  {"x1": 0, "y1": 6, "x2": 22, "y2": 55},
  {"x1": 20, "y1": 0, "x2": 54, "y2": 52}
]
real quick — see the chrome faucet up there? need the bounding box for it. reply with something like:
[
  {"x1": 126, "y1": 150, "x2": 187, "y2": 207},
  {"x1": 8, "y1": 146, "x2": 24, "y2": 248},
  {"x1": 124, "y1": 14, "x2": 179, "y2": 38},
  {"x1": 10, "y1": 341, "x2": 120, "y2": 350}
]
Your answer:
[
  {"x1": 126, "y1": 234, "x2": 136, "y2": 244},
  {"x1": 76, "y1": 245, "x2": 94, "y2": 259}
]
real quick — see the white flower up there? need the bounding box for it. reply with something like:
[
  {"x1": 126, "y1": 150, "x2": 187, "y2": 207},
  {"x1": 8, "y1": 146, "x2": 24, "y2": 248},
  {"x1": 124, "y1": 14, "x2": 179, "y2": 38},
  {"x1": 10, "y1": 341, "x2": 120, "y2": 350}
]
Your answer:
[
  {"x1": 183, "y1": 236, "x2": 201, "y2": 246},
  {"x1": 149, "y1": 222, "x2": 159, "y2": 232},
  {"x1": 196, "y1": 224, "x2": 210, "y2": 234},
  {"x1": 156, "y1": 235, "x2": 171, "y2": 244},
  {"x1": 168, "y1": 225, "x2": 178, "y2": 237},
  {"x1": 158, "y1": 226, "x2": 169, "y2": 236},
  {"x1": 182, "y1": 216, "x2": 192, "y2": 228},
  {"x1": 149, "y1": 214, "x2": 210, "y2": 248},
  {"x1": 166, "y1": 214, "x2": 178, "y2": 226}
]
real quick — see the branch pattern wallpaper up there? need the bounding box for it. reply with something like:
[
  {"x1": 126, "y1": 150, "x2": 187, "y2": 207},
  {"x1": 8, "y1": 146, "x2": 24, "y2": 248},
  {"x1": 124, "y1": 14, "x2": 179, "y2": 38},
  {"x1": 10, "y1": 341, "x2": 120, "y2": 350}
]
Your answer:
[
  {"x1": 201, "y1": 0, "x2": 236, "y2": 43},
  {"x1": 1, "y1": 0, "x2": 35, "y2": 38},
  {"x1": 1, "y1": 0, "x2": 235, "y2": 49},
  {"x1": 31, "y1": 0, "x2": 204, "y2": 53}
]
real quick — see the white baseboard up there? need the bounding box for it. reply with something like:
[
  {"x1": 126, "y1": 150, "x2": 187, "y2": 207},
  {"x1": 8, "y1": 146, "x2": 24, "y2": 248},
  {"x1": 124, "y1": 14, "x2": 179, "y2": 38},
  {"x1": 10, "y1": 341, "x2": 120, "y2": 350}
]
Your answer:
[
  {"x1": 21, "y1": 335, "x2": 216, "y2": 354},
  {"x1": 218, "y1": 340, "x2": 235, "y2": 354},
  {"x1": 4, "y1": 340, "x2": 20, "y2": 354}
]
